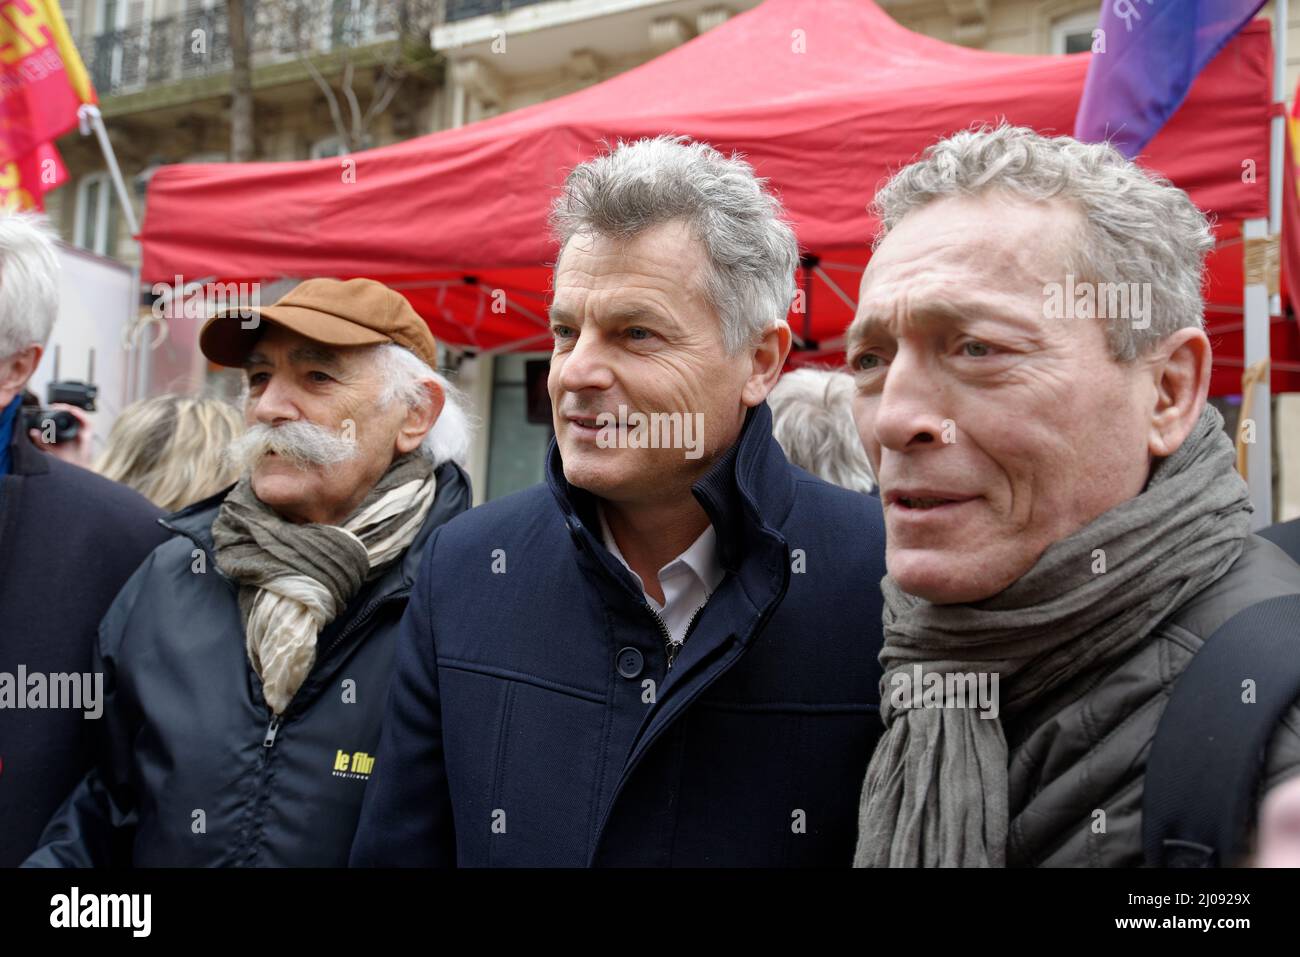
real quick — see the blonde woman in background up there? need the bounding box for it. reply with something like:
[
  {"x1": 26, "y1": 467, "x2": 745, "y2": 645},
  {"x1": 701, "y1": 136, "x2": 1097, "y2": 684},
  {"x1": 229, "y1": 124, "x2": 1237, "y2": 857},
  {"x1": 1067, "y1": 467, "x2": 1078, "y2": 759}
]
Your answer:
[{"x1": 95, "y1": 395, "x2": 244, "y2": 513}]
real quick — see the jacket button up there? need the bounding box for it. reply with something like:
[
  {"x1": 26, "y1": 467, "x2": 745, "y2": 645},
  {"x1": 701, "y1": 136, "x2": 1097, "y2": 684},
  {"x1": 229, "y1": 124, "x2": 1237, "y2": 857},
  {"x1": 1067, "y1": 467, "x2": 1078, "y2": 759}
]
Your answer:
[{"x1": 616, "y1": 647, "x2": 644, "y2": 679}]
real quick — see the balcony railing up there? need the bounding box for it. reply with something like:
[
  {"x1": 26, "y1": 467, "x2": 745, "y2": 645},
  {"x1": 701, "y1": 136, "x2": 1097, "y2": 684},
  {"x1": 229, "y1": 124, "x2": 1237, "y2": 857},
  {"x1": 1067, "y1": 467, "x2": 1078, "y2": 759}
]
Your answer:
[
  {"x1": 81, "y1": 0, "x2": 404, "y2": 97},
  {"x1": 443, "y1": 0, "x2": 553, "y2": 23}
]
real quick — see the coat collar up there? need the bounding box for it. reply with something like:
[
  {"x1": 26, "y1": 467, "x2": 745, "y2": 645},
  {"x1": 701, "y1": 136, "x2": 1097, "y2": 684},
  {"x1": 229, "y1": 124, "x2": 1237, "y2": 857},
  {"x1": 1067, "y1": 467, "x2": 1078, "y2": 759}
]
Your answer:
[
  {"x1": 7, "y1": 410, "x2": 49, "y2": 478},
  {"x1": 546, "y1": 401, "x2": 795, "y2": 588}
]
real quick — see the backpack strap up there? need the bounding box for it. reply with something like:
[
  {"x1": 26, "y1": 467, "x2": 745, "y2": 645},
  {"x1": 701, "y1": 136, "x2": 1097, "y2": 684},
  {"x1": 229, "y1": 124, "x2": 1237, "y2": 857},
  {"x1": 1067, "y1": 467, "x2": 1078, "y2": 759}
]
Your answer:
[{"x1": 1142, "y1": 594, "x2": 1300, "y2": 866}]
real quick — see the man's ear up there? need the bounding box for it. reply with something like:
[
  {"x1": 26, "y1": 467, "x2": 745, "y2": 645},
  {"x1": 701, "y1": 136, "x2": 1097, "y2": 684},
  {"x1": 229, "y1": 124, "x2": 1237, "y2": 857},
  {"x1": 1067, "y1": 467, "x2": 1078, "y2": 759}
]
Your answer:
[
  {"x1": 0, "y1": 345, "x2": 41, "y2": 407},
  {"x1": 394, "y1": 378, "x2": 445, "y2": 455},
  {"x1": 1147, "y1": 327, "x2": 1212, "y2": 458},
  {"x1": 740, "y1": 321, "x2": 793, "y2": 408}
]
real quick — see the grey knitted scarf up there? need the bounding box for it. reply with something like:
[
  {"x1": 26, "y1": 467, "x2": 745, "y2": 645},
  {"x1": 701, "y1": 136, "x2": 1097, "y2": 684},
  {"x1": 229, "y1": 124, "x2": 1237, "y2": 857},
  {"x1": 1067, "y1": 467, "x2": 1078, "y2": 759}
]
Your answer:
[
  {"x1": 854, "y1": 405, "x2": 1253, "y2": 867},
  {"x1": 212, "y1": 452, "x2": 436, "y2": 714}
]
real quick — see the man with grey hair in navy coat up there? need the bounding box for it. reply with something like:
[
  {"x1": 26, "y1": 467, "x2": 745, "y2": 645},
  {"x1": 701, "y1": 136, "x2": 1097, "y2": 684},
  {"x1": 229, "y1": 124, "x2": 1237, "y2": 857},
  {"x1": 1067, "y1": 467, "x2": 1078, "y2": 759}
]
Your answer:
[
  {"x1": 0, "y1": 214, "x2": 168, "y2": 866},
  {"x1": 351, "y1": 137, "x2": 888, "y2": 867}
]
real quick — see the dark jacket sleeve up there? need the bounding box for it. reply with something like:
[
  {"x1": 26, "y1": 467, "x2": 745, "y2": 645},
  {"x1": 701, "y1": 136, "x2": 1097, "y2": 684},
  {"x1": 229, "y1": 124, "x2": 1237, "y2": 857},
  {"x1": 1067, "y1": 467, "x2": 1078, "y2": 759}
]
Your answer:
[
  {"x1": 22, "y1": 555, "x2": 151, "y2": 868},
  {"x1": 350, "y1": 529, "x2": 457, "y2": 867},
  {"x1": 21, "y1": 768, "x2": 137, "y2": 867}
]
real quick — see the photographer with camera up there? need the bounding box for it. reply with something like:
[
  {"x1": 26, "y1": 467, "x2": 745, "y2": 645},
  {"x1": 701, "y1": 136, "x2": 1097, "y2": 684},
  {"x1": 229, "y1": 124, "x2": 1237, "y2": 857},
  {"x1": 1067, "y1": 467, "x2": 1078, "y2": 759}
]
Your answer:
[{"x1": 0, "y1": 213, "x2": 169, "y2": 867}]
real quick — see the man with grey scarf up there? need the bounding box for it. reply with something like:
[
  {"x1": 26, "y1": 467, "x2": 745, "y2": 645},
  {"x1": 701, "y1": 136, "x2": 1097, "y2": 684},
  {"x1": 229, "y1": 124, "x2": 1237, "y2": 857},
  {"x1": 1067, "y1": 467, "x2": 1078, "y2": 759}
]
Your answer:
[
  {"x1": 26, "y1": 278, "x2": 474, "y2": 866},
  {"x1": 845, "y1": 125, "x2": 1300, "y2": 868}
]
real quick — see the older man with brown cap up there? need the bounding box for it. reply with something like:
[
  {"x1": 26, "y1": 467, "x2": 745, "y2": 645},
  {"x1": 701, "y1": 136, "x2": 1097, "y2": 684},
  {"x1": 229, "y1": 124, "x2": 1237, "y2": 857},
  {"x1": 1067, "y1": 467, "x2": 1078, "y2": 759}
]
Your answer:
[{"x1": 25, "y1": 278, "x2": 473, "y2": 868}]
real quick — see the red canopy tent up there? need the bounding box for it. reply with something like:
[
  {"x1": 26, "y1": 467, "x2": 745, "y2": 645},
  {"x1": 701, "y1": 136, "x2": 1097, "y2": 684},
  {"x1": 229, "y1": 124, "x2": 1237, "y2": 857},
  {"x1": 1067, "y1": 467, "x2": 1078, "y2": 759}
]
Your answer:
[{"x1": 139, "y1": 0, "x2": 1300, "y2": 395}]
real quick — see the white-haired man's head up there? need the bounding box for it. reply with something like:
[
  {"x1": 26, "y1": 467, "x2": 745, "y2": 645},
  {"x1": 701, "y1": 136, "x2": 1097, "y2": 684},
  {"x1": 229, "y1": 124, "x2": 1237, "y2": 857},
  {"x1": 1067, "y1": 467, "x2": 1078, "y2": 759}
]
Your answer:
[
  {"x1": 372, "y1": 342, "x2": 474, "y2": 468},
  {"x1": 768, "y1": 368, "x2": 875, "y2": 494},
  {"x1": 227, "y1": 325, "x2": 474, "y2": 525},
  {"x1": 0, "y1": 213, "x2": 60, "y2": 407}
]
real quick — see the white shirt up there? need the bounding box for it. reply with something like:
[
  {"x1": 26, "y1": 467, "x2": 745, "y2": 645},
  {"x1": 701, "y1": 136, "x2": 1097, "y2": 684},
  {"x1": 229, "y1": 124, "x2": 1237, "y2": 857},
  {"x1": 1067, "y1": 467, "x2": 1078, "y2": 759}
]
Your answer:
[{"x1": 598, "y1": 506, "x2": 726, "y2": 648}]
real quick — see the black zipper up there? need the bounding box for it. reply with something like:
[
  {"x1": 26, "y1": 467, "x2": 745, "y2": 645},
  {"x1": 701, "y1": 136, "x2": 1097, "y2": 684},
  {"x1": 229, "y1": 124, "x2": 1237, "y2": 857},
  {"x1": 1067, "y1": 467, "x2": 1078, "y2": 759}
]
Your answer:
[
  {"x1": 262, "y1": 713, "x2": 282, "y2": 747},
  {"x1": 645, "y1": 598, "x2": 710, "y2": 672},
  {"x1": 573, "y1": 516, "x2": 715, "y2": 672},
  {"x1": 240, "y1": 591, "x2": 402, "y2": 861},
  {"x1": 645, "y1": 605, "x2": 673, "y2": 668},
  {"x1": 241, "y1": 710, "x2": 282, "y2": 864},
  {"x1": 257, "y1": 590, "x2": 406, "y2": 744},
  {"x1": 318, "y1": 591, "x2": 404, "y2": 663}
]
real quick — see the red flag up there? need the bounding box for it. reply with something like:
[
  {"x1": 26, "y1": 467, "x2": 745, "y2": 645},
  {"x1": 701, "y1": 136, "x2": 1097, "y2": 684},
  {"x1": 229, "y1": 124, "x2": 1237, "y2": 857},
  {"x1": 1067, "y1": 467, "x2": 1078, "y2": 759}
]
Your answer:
[
  {"x1": 0, "y1": 139, "x2": 64, "y2": 210},
  {"x1": 1284, "y1": 96, "x2": 1300, "y2": 317},
  {"x1": 0, "y1": 0, "x2": 96, "y2": 165}
]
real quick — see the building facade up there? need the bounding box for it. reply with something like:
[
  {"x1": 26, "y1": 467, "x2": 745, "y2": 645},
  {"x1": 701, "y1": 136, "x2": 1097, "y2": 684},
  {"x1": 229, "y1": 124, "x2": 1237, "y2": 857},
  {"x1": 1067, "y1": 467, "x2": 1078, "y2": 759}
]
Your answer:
[{"x1": 46, "y1": 0, "x2": 1300, "y2": 517}]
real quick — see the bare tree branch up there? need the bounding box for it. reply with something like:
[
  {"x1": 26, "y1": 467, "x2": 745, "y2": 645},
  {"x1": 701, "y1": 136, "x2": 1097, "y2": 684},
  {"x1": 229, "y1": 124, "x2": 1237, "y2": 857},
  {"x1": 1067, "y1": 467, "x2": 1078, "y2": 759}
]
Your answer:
[
  {"x1": 341, "y1": 59, "x2": 364, "y2": 149},
  {"x1": 303, "y1": 54, "x2": 349, "y2": 153},
  {"x1": 364, "y1": 73, "x2": 403, "y2": 126},
  {"x1": 277, "y1": 0, "x2": 439, "y2": 153},
  {"x1": 364, "y1": 58, "x2": 406, "y2": 127}
]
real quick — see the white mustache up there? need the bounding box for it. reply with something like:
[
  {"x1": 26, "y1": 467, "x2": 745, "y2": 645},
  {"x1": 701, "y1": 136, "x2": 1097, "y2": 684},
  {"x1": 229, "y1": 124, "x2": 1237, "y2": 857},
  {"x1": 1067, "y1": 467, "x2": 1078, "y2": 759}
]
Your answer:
[{"x1": 225, "y1": 421, "x2": 357, "y2": 473}]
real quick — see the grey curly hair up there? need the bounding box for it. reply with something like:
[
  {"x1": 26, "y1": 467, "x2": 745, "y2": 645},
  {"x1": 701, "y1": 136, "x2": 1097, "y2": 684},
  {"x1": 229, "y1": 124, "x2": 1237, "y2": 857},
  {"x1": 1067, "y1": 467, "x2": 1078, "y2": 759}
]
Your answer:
[
  {"x1": 549, "y1": 135, "x2": 799, "y2": 355},
  {"x1": 768, "y1": 368, "x2": 875, "y2": 494},
  {"x1": 871, "y1": 124, "x2": 1215, "y2": 362}
]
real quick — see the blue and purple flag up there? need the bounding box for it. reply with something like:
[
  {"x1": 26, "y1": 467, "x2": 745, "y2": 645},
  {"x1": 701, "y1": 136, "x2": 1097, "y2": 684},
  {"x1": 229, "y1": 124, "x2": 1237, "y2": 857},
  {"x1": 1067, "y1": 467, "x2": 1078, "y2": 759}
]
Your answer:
[{"x1": 1075, "y1": 0, "x2": 1267, "y2": 157}]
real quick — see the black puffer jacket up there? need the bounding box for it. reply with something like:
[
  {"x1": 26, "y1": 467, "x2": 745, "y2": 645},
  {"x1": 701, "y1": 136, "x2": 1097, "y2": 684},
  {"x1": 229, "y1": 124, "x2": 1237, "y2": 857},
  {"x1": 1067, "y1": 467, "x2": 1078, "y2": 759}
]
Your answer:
[
  {"x1": 24, "y1": 461, "x2": 470, "y2": 868},
  {"x1": 1007, "y1": 534, "x2": 1300, "y2": 866}
]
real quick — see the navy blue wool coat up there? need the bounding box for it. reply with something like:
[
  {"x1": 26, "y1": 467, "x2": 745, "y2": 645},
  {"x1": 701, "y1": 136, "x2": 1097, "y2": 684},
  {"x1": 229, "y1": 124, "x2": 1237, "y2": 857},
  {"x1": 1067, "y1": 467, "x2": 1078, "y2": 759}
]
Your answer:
[
  {"x1": 350, "y1": 402, "x2": 887, "y2": 867},
  {"x1": 0, "y1": 427, "x2": 168, "y2": 867}
]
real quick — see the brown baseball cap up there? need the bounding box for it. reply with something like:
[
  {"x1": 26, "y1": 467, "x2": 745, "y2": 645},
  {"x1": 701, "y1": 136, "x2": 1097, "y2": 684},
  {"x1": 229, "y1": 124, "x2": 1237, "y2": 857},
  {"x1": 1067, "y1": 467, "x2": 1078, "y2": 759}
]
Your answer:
[{"x1": 199, "y1": 277, "x2": 438, "y2": 370}]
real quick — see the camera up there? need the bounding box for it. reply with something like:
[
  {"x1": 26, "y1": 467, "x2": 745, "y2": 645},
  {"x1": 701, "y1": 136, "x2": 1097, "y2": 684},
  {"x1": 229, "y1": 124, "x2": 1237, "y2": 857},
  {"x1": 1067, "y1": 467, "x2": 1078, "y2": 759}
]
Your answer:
[
  {"x1": 23, "y1": 347, "x2": 98, "y2": 445},
  {"x1": 23, "y1": 404, "x2": 82, "y2": 443}
]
